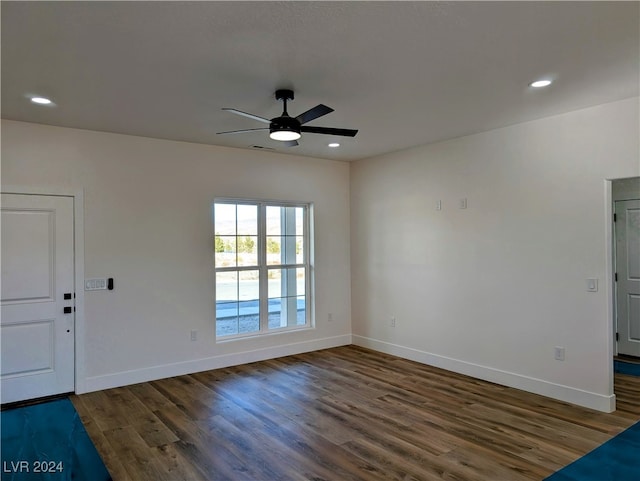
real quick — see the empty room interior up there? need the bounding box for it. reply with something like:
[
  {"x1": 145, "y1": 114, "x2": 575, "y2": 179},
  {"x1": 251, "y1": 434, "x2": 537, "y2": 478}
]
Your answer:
[{"x1": 1, "y1": 1, "x2": 639, "y2": 480}]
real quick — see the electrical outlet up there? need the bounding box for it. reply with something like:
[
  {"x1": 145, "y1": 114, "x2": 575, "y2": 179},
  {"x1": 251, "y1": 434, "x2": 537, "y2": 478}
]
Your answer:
[
  {"x1": 436, "y1": 200, "x2": 442, "y2": 211},
  {"x1": 390, "y1": 317, "x2": 396, "y2": 327},
  {"x1": 190, "y1": 330, "x2": 198, "y2": 342},
  {"x1": 554, "y1": 346, "x2": 565, "y2": 361}
]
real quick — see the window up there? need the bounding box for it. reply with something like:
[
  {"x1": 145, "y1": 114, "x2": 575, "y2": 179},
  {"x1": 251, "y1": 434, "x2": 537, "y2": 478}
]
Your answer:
[{"x1": 213, "y1": 200, "x2": 312, "y2": 339}]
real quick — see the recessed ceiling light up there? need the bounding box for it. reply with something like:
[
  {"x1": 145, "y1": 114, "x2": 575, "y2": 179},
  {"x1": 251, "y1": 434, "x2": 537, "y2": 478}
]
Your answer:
[
  {"x1": 328, "y1": 143, "x2": 340, "y2": 148},
  {"x1": 30, "y1": 96, "x2": 53, "y2": 105},
  {"x1": 529, "y1": 79, "x2": 552, "y2": 88}
]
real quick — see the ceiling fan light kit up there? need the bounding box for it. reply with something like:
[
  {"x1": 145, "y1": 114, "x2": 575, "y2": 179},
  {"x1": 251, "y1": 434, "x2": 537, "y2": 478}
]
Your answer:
[
  {"x1": 219, "y1": 89, "x2": 358, "y2": 147},
  {"x1": 270, "y1": 129, "x2": 301, "y2": 141}
]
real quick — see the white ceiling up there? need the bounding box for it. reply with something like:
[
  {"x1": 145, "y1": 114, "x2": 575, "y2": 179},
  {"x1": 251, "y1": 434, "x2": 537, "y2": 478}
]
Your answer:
[{"x1": 2, "y1": 1, "x2": 638, "y2": 162}]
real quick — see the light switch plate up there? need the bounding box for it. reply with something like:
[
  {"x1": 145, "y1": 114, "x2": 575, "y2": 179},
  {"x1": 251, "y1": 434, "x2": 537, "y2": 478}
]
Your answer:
[
  {"x1": 85, "y1": 278, "x2": 107, "y2": 290},
  {"x1": 586, "y1": 278, "x2": 598, "y2": 292}
]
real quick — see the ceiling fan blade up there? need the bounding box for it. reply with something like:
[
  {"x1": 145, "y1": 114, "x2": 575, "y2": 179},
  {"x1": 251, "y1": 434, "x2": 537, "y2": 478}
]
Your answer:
[
  {"x1": 222, "y1": 108, "x2": 271, "y2": 124},
  {"x1": 217, "y1": 128, "x2": 269, "y2": 135},
  {"x1": 282, "y1": 140, "x2": 299, "y2": 147},
  {"x1": 300, "y1": 126, "x2": 358, "y2": 137},
  {"x1": 295, "y1": 104, "x2": 334, "y2": 125}
]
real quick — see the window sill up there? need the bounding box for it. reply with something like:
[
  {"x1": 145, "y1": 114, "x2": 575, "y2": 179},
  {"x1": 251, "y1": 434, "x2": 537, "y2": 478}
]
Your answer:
[{"x1": 215, "y1": 324, "x2": 315, "y2": 343}]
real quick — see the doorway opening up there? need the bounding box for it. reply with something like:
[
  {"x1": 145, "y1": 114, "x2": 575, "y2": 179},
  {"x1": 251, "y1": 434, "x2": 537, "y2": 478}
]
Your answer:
[{"x1": 611, "y1": 177, "x2": 640, "y2": 371}]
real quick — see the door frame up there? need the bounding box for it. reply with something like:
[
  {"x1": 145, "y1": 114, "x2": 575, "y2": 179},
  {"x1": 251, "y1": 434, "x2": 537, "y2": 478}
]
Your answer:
[{"x1": 1, "y1": 185, "x2": 86, "y2": 395}]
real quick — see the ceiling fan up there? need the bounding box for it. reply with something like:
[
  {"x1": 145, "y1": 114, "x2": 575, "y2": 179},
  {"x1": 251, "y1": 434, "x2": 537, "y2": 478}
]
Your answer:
[{"x1": 217, "y1": 89, "x2": 358, "y2": 147}]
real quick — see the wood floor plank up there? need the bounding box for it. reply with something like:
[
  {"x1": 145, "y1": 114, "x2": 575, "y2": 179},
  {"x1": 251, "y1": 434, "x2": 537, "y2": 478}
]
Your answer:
[
  {"x1": 515, "y1": 444, "x2": 586, "y2": 473},
  {"x1": 461, "y1": 403, "x2": 609, "y2": 455},
  {"x1": 132, "y1": 414, "x2": 180, "y2": 448},
  {"x1": 153, "y1": 442, "x2": 207, "y2": 481},
  {"x1": 128, "y1": 382, "x2": 174, "y2": 412},
  {"x1": 340, "y1": 436, "x2": 449, "y2": 481},
  {"x1": 438, "y1": 444, "x2": 538, "y2": 481},
  {"x1": 74, "y1": 346, "x2": 640, "y2": 480},
  {"x1": 70, "y1": 395, "x2": 135, "y2": 481},
  {"x1": 154, "y1": 403, "x2": 257, "y2": 480},
  {"x1": 102, "y1": 425, "x2": 169, "y2": 481}
]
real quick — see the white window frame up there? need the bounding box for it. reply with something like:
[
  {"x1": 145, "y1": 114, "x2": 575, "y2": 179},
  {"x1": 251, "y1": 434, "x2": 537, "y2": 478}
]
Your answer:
[{"x1": 213, "y1": 198, "x2": 314, "y2": 340}]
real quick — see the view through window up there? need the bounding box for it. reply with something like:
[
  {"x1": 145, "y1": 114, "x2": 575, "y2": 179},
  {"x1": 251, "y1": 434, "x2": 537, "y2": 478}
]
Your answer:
[{"x1": 213, "y1": 200, "x2": 311, "y2": 338}]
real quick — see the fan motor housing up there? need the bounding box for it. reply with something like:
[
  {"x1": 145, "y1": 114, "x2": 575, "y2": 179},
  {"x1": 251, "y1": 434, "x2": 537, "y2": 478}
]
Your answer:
[{"x1": 270, "y1": 115, "x2": 300, "y2": 134}]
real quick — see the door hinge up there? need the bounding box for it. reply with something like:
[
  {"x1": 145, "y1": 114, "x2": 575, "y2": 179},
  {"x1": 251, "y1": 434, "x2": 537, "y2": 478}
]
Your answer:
[
  {"x1": 613, "y1": 213, "x2": 617, "y2": 222},
  {"x1": 615, "y1": 272, "x2": 618, "y2": 282},
  {"x1": 616, "y1": 332, "x2": 620, "y2": 342}
]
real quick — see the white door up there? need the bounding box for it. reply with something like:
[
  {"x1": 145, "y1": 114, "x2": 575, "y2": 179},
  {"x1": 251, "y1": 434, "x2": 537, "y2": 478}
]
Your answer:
[
  {"x1": 615, "y1": 199, "x2": 640, "y2": 357},
  {"x1": 1, "y1": 193, "x2": 75, "y2": 404}
]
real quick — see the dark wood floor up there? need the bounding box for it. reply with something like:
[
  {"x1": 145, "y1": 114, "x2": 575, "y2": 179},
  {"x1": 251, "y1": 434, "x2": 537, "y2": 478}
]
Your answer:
[
  {"x1": 72, "y1": 346, "x2": 640, "y2": 481},
  {"x1": 616, "y1": 354, "x2": 640, "y2": 364}
]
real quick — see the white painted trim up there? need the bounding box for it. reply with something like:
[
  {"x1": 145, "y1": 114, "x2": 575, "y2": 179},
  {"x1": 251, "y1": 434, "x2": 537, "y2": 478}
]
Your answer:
[
  {"x1": 83, "y1": 334, "x2": 351, "y2": 393},
  {"x1": 73, "y1": 192, "x2": 86, "y2": 394},
  {"x1": 605, "y1": 180, "x2": 617, "y2": 362},
  {"x1": 1, "y1": 186, "x2": 86, "y2": 396},
  {"x1": 611, "y1": 176, "x2": 640, "y2": 202},
  {"x1": 352, "y1": 335, "x2": 616, "y2": 413}
]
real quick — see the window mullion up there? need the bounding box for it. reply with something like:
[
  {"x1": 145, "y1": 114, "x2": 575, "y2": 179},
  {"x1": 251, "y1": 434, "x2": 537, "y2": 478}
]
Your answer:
[
  {"x1": 258, "y1": 203, "x2": 268, "y2": 331},
  {"x1": 304, "y1": 205, "x2": 310, "y2": 325},
  {"x1": 216, "y1": 265, "x2": 260, "y2": 273}
]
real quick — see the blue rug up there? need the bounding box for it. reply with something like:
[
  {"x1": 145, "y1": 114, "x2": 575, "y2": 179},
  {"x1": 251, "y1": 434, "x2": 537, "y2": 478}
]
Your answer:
[
  {"x1": 1, "y1": 398, "x2": 111, "y2": 481},
  {"x1": 614, "y1": 360, "x2": 640, "y2": 376},
  {"x1": 544, "y1": 421, "x2": 640, "y2": 480}
]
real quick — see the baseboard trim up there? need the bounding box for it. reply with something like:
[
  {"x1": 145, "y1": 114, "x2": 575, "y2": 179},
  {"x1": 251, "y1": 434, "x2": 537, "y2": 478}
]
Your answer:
[
  {"x1": 352, "y1": 335, "x2": 616, "y2": 413},
  {"x1": 81, "y1": 334, "x2": 352, "y2": 393}
]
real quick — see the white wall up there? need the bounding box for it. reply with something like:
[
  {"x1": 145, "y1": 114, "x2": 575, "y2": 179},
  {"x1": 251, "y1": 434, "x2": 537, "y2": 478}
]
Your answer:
[
  {"x1": 1, "y1": 120, "x2": 352, "y2": 392},
  {"x1": 350, "y1": 97, "x2": 640, "y2": 412},
  {"x1": 3, "y1": 97, "x2": 638, "y2": 411}
]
